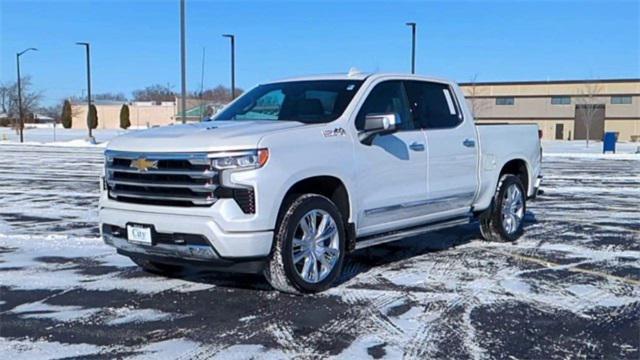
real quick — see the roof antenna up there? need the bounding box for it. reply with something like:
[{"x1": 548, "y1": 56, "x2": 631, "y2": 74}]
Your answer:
[{"x1": 348, "y1": 67, "x2": 361, "y2": 77}]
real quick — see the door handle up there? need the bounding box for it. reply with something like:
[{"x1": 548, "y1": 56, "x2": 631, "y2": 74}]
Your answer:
[
  {"x1": 409, "y1": 142, "x2": 425, "y2": 151},
  {"x1": 463, "y1": 138, "x2": 476, "y2": 148}
]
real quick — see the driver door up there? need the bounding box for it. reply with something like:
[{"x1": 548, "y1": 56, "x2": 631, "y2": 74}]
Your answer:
[{"x1": 353, "y1": 80, "x2": 429, "y2": 235}]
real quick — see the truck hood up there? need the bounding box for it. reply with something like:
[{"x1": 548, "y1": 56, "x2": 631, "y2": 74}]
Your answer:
[{"x1": 107, "y1": 120, "x2": 304, "y2": 153}]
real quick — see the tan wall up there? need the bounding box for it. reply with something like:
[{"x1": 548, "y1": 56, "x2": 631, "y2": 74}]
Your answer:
[
  {"x1": 605, "y1": 120, "x2": 640, "y2": 141},
  {"x1": 462, "y1": 81, "x2": 640, "y2": 97},
  {"x1": 462, "y1": 80, "x2": 640, "y2": 142},
  {"x1": 71, "y1": 103, "x2": 176, "y2": 130},
  {"x1": 605, "y1": 98, "x2": 640, "y2": 118}
]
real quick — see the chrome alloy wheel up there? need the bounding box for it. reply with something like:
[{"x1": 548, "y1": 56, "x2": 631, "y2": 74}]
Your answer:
[
  {"x1": 501, "y1": 183, "x2": 524, "y2": 234},
  {"x1": 291, "y1": 209, "x2": 341, "y2": 284}
]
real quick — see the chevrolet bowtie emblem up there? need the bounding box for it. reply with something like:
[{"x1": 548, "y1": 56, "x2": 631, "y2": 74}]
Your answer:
[{"x1": 130, "y1": 158, "x2": 158, "y2": 172}]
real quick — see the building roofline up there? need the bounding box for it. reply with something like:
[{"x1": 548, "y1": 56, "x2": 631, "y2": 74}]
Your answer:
[{"x1": 458, "y1": 78, "x2": 640, "y2": 86}]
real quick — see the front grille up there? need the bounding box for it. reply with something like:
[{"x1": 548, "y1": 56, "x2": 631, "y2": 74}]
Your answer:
[{"x1": 105, "y1": 151, "x2": 218, "y2": 207}]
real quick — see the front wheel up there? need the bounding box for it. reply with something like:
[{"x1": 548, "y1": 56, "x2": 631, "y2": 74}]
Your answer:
[
  {"x1": 264, "y1": 194, "x2": 346, "y2": 294},
  {"x1": 479, "y1": 174, "x2": 526, "y2": 242}
]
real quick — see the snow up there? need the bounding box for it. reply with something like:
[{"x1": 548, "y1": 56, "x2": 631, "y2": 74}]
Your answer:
[
  {"x1": 0, "y1": 143, "x2": 638, "y2": 358},
  {"x1": 542, "y1": 140, "x2": 640, "y2": 159},
  {"x1": 0, "y1": 338, "x2": 102, "y2": 359},
  {"x1": 10, "y1": 301, "x2": 101, "y2": 323},
  {"x1": 0, "y1": 127, "x2": 125, "y2": 147},
  {"x1": 210, "y1": 344, "x2": 288, "y2": 360},
  {"x1": 129, "y1": 339, "x2": 209, "y2": 359},
  {"x1": 105, "y1": 307, "x2": 178, "y2": 326}
]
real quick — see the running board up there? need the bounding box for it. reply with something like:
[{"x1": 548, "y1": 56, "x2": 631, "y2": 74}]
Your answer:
[{"x1": 354, "y1": 216, "x2": 473, "y2": 250}]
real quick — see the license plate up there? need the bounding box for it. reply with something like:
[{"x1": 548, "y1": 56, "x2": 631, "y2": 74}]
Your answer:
[{"x1": 127, "y1": 225, "x2": 152, "y2": 244}]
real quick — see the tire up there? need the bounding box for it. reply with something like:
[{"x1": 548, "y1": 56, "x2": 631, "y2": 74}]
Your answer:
[
  {"x1": 479, "y1": 174, "x2": 526, "y2": 242},
  {"x1": 130, "y1": 256, "x2": 184, "y2": 276},
  {"x1": 264, "y1": 194, "x2": 346, "y2": 294}
]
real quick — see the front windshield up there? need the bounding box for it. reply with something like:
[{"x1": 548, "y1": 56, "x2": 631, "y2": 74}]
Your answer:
[{"x1": 214, "y1": 80, "x2": 363, "y2": 124}]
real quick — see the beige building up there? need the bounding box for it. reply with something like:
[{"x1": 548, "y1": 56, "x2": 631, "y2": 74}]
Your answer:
[
  {"x1": 71, "y1": 101, "x2": 176, "y2": 130},
  {"x1": 71, "y1": 98, "x2": 225, "y2": 129},
  {"x1": 460, "y1": 79, "x2": 640, "y2": 141}
]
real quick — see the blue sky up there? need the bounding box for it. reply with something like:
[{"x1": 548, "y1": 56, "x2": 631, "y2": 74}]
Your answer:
[{"x1": 1, "y1": 0, "x2": 639, "y2": 106}]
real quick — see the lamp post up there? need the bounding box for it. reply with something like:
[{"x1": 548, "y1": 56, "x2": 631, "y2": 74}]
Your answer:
[
  {"x1": 16, "y1": 47, "x2": 38, "y2": 143},
  {"x1": 405, "y1": 22, "x2": 416, "y2": 74},
  {"x1": 222, "y1": 34, "x2": 236, "y2": 99},
  {"x1": 180, "y1": 0, "x2": 187, "y2": 123},
  {"x1": 75, "y1": 42, "x2": 93, "y2": 138}
]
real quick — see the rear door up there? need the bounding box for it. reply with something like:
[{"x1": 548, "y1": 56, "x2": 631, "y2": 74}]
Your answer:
[
  {"x1": 353, "y1": 80, "x2": 429, "y2": 233},
  {"x1": 405, "y1": 81, "x2": 478, "y2": 213}
]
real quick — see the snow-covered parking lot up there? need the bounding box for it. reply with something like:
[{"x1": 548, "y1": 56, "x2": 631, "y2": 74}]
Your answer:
[{"x1": 1, "y1": 142, "x2": 639, "y2": 359}]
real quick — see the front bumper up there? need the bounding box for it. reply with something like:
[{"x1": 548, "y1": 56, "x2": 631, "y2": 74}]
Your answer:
[
  {"x1": 104, "y1": 235, "x2": 267, "y2": 274},
  {"x1": 100, "y1": 206, "x2": 274, "y2": 260}
]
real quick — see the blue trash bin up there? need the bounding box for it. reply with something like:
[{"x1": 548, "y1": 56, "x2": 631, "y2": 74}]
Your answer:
[{"x1": 603, "y1": 132, "x2": 617, "y2": 154}]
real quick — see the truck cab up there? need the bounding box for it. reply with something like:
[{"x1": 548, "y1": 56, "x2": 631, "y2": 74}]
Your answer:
[{"x1": 100, "y1": 72, "x2": 542, "y2": 293}]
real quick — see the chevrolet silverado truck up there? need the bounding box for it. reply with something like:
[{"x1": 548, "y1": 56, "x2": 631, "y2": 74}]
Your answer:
[{"x1": 100, "y1": 72, "x2": 542, "y2": 294}]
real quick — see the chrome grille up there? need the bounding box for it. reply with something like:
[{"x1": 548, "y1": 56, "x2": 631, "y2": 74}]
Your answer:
[{"x1": 105, "y1": 150, "x2": 218, "y2": 206}]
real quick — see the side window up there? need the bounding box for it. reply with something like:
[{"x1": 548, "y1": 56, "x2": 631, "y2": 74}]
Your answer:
[
  {"x1": 405, "y1": 81, "x2": 462, "y2": 129},
  {"x1": 355, "y1": 81, "x2": 414, "y2": 131}
]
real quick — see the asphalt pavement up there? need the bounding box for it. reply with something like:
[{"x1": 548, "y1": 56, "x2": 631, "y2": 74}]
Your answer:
[{"x1": 1, "y1": 144, "x2": 638, "y2": 359}]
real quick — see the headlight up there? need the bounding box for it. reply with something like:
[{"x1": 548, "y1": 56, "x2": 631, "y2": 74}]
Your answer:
[{"x1": 211, "y1": 149, "x2": 269, "y2": 170}]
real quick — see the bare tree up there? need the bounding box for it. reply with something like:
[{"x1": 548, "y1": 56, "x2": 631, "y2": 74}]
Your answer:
[
  {"x1": 0, "y1": 83, "x2": 10, "y2": 114},
  {"x1": 197, "y1": 85, "x2": 244, "y2": 104},
  {"x1": 575, "y1": 82, "x2": 603, "y2": 147},
  {"x1": 464, "y1": 74, "x2": 490, "y2": 119},
  {"x1": 132, "y1": 83, "x2": 176, "y2": 102},
  {"x1": 0, "y1": 77, "x2": 42, "y2": 128},
  {"x1": 38, "y1": 103, "x2": 63, "y2": 122},
  {"x1": 95, "y1": 92, "x2": 128, "y2": 101}
]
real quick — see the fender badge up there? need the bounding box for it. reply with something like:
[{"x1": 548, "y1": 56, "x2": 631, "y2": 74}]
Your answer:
[{"x1": 322, "y1": 127, "x2": 346, "y2": 137}]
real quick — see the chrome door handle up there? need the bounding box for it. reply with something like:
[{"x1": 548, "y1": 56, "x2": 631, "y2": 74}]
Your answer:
[
  {"x1": 463, "y1": 138, "x2": 476, "y2": 148},
  {"x1": 409, "y1": 142, "x2": 425, "y2": 151}
]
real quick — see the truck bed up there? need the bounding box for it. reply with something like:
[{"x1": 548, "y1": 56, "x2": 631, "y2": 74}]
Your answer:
[{"x1": 473, "y1": 124, "x2": 542, "y2": 211}]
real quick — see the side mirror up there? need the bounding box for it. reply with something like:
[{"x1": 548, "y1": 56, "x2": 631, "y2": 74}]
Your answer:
[{"x1": 360, "y1": 113, "x2": 400, "y2": 145}]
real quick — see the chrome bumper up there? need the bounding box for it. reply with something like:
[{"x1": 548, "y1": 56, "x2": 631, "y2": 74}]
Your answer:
[{"x1": 103, "y1": 234, "x2": 219, "y2": 261}]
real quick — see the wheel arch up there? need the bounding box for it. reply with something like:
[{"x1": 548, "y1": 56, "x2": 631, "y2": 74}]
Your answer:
[
  {"x1": 276, "y1": 175, "x2": 356, "y2": 251},
  {"x1": 499, "y1": 158, "x2": 530, "y2": 193}
]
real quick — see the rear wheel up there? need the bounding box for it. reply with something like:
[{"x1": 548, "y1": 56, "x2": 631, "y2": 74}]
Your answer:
[
  {"x1": 130, "y1": 256, "x2": 184, "y2": 276},
  {"x1": 480, "y1": 174, "x2": 526, "y2": 242},
  {"x1": 264, "y1": 194, "x2": 346, "y2": 294}
]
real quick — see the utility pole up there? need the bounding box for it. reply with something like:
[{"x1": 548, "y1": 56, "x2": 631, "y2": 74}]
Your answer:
[
  {"x1": 16, "y1": 48, "x2": 37, "y2": 143},
  {"x1": 180, "y1": 0, "x2": 187, "y2": 123},
  {"x1": 406, "y1": 22, "x2": 416, "y2": 74},
  {"x1": 76, "y1": 42, "x2": 92, "y2": 138},
  {"x1": 222, "y1": 34, "x2": 236, "y2": 99}
]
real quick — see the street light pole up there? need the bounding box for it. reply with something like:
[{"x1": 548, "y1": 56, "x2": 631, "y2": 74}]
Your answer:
[
  {"x1": 180, "y1": 0, "x2": 187, "y2": 124},
  {"x1": 222, "y1": 34, "x2": 236, "y2": 99},
  {"x1": 16, "y1": 48, "x2": 37, "y2": 143},
  {"x1": 406, "y1": 22, "x2": 416, "y2": 74},
  {"x1": 76, "y1": 42, "x2": 92, "y2": 138}
]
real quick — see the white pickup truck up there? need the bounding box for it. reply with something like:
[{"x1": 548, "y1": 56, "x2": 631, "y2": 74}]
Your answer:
[{"x1": 100, "y1": 72, "x2": 542, "y2": 293}]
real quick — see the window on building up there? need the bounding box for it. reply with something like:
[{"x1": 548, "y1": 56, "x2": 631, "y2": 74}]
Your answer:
[
  {"x1": 551, "y1": 96, "x2": 571, "y2": 105},
  {"x1": 611, "y1": 96, "x2": 632, "y2": 104},
  {"x1": 495, "y1": 97, "x2": 514, "y2": 105}
]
